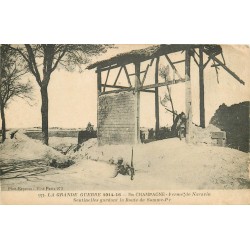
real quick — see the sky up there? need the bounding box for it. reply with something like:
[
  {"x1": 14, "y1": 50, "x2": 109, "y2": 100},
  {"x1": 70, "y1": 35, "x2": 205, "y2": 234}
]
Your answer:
[{"x1": 4, "y1": 44, "x2": 250, "y2": 129}]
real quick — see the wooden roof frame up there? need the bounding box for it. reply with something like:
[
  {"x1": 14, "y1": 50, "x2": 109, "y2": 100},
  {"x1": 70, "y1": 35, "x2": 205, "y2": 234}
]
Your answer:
[
  {"x1": 88, "y1": 44, "x2": 199, "y2": 70},
  {"x1": 89, "y1": 44, "x2": 245, "y2": 143}
]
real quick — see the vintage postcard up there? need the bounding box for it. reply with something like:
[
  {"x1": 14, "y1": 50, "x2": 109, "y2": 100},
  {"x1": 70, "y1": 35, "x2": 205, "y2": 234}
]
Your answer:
[{"x1": 0, "y1": 44, "x2": 249, "y2": 205}]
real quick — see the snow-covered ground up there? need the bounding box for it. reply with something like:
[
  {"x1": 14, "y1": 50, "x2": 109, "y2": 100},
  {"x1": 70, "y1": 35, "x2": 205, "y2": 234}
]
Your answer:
[
  {"x1": 49, "y1": 136, "x2": 77, "y2": 154},
  {"x1": 0, "y1": 130, "x2": 249, "y2": 190},
  {"x1": 0, "y1": 130, "x2": 68, "y2": 162},
  {"x1": 68, "y1": 137, "x2": 249, "y2": 189}
]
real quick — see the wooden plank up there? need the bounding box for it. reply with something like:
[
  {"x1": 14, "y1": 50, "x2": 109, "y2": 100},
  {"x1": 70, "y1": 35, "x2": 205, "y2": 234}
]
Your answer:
[
  {"x1": 210, "y1": 56, "x2": 245, "y2": 84},
  {"x1": 150, "y1": 58, "x2": 155, "y2": 66},
  {"x1": 192, "y1": 54, "x2": 199, "y2": 66},
  {"x1": 97, "y1": 67, "x2": 102, "y2": 141},
  {"x1": 193, "y1": 48, "x2": 200, "y2": 58},
  {"x1": 203, "y1": 57, "x2": 211, "y2": 69},
  {"x1": 142, "y1": 89, "x2": 155, "y2": 93},
  {"x1": 213, "y1": 59, "x2": 220, "y2": 84},
  {"x1": 97, "y1": 67, "x2": 102, "y2": 93},
  {"x1": 123, "y1": 65, "x2": 132, "y2": 86},
  {"x1": 134, "y1": 62, "x2": 141, "y2": 143},
  {"x1": 101, "y1": 84, "x2": 129, "y2": 89},
  {"x1": 103, "y1": 66, "x2": 111, "y2": 92},
  {"x1": 185, "y1": 49, "x2": 192, "y2": 143},
  {"x1": 165, "y1": 54, "x2": 183, "y2": 80},
  {"x1": 172, "y1": 59, "x2": 185, "y2": 64},
  {"x1": 199, "y1": 47, "x2": 205, "y2": 128},
  {"x1": 99, "y1": 88, "x2": 154, "y2": 95},
  {"x1": 164, "y1": 107, "x2": 178, "y2": 115},
  {"x1": 155, "y1": 57, "x2": 160, "y2": 137},
  {"x1": 113, "y1": 66, "x2": 123, "y2": 86},
  {"x1": 127, "y1": 58, "x2": 153, "y2": 82},
  {"x1": 99, "y1": 88, "x2": 132, "y2": 96},
  {"x1": 128, "y1": 70, "x2": 146, "y2": 76},
  {"x1": 139, "y1": 78, "x2": 185, "y2": 91},
  {"x1": 100, "y1": 79, "x2": 186, "y2": 93},
  {"x1": 210, "y1": 63, "x2": 220, "y2": 68},
  {"x1": 96, "y1": 64, "x2": 119, "y2": 72},
  {"x1": 141, "y1": 64, "x2": 150, "y2": 86},
  {"x1": 101, "y1": 83, "x2": 155, "y2": 92}
]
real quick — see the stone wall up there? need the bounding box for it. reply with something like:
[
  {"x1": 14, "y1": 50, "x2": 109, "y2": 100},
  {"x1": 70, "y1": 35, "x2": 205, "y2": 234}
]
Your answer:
[{"x1": 98, "y1": 91, "x2": 136, "y2": 145}]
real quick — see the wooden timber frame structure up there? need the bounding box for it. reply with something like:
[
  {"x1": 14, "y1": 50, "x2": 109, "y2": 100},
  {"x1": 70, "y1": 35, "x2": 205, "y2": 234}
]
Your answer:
[{"x1": 88, "y1": 44, "x2": 244, "y2": 144}]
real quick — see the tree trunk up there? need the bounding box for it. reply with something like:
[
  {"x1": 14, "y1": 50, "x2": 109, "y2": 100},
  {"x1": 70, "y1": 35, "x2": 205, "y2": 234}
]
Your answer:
[
  {"x1": 40, "y1": 85, "x2": 49, "y2": 145},
  {"x1": 0, "y1": 104, "x2": 6, "y2": 143}
]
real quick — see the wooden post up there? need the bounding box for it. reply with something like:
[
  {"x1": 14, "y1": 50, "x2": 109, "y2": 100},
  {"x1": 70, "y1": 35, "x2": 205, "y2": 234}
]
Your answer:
[
  {"x1": 199, "y1": 46, "x2": 205, "y2": 128},
  {"x1": 155, "y1": 57, "x2": 160, "y2": 139},
  {"x1": 97, "y1": 67, "x2": 102, "y2": 94},
  {"x1": 185, "y1": 49, "x2": 192, "y2": 143},
  {"x1": 97, "y1": 67, "x2": 102, "y2": 145},
  {"x1": 134, "y1": 62, "x2": 141, "y2": 144}
]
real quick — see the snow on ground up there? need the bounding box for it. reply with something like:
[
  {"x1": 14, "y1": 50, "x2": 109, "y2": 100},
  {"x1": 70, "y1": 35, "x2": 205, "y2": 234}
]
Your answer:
[
  {"x1": 67, "y1": 137, "x2": 249, "y2": 189},
  {"x1": 191, "y1": 124, "x2": 222, "y2": 145},
  {"x1": 0, "y1": 130, "x2": 68, "y2": 162},
  {"x1": 0, "y1": 130, "x2": 249, "y2": 190},
  {"x1": 49, "y1": 137, "x2": 77, "y2": 153}
]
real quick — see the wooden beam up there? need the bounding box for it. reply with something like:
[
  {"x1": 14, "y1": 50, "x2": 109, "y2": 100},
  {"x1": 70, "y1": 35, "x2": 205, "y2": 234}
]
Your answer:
[
  {"x1": 97, "y1": 67, "x2": 102, "y2": 93},
  {"x1": 128, "y1": 70, "x2": 147, "y2": 76},
  {"x1": 99, "y1": 74, "x2": 186, "y2": 95},
  {"x1": 97, "y1": 67, "x2": 102, "y2": 142},
  {"x1": 192, "y1": 54, "x2": 199, "y2": 66},
  {"x1": 193, "y1": 48, "x2": 200, "y2": 58},
  {"x1": 210, "y1": 64, "x2": 220, "y2": 68},
  {"x1": 203, "y1": 57, "x2": 211, "y2": 69},
  {"x1": 172, "y1": 59, "x2": 185, "y2": 65},
  {"x1": 99, "y1": 79, "x2": 188, "y2": 95},
  {"x1": 141, "y1": 64, "x2": 150, "y2": 86},
  {"x1": 142, "y1": 89, "x2": 155, "y2": 93},
  {"x1": 165, "y1": 54, "x2": 183, "y2": 80},
  {"x1": 134, "y1": 62, "x2": 141, "y2": 143},
  {"x1": 210, "y1": 56, "x2": 245, "y2": 84},
  {"x1": 103, "y1": 66, "x2": 111, "y2": 92},
  {"x1": 199, "y1": 47, "x2": 205, "y2": 128},
  {"x1": 101, "y1": 84, "x2": 129, "y2": 89},
  {"x1": 99, "y1": 88, "x2": 132, "y2": 96},
  {"x1": 101, "y1": 84, "x2": 154, "y2": 92},
  {"x1": 164, "y1": 107, "x2": 178, "y2": 115},
  {"x1": 124, "y1": 65, "x2": 132, "y2": 86},
  {"x1": 113, "y1": 66, "x2": 123, "y2": 86},
  {"x1": 150, "y1": 58, "x2": 155, "y2": 66},
  {"x1": 99, "y1": 88, "x2": 154, "y2": 95},
  {"x1": 155, "y1": 57, "x2": 160, "y2": 138},
  {"x1": 138, "y1": 79, "x2": 185, "y2": 91},
  {"x1": 96, "y1": 64, "x2": 119, "y2": 72},
  {"x1": 212, "y1": 59, "x2": 220, "y2": 84},
  {"x1": 185, "y1": 49, "x2": 192, "y2": 143}
]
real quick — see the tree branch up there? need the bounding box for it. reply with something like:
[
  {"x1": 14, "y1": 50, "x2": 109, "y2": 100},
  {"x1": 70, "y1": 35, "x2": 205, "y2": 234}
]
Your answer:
[
  {"x1": 50, "y1": 46, "x2": 68, "y2": 73},
  {"x1": 24, "y1": 45, "x2": 42, "y2": 85}
]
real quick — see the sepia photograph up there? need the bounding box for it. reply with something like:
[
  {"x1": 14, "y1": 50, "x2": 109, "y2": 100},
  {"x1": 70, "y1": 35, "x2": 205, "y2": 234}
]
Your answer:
[
  {"x1": 0, "y1": 44, "x2": 249, "y2": 204},
  {"x1": 1, "y1": 2, "x2": 250, "y2": 250}
]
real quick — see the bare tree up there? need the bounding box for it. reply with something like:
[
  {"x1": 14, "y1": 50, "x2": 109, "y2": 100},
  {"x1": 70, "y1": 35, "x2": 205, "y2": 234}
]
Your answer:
[
  {"x1": 0, "y1": 45, "x2": 33, "y2": 142},
  {"x1": 159, "y1": 65, "x2": 176, "y2": 123},
  {"x1": 8, "y1": 44, "x2": 113, "y2": 145}
]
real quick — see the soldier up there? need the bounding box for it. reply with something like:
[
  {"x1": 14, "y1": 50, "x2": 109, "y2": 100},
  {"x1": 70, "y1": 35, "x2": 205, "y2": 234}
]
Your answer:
[
  {"x1": 116, "y1": 157, "x2": 134, "y2": 180},
  {"x1": 86, "y1": 122, "x2": 94, "y2": 132},
  {"x1": 176, "y1": 112, "x2": 186, "y2": 140}
]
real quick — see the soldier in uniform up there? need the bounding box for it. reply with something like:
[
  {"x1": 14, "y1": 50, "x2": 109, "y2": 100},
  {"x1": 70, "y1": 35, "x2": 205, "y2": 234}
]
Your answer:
[{"x1": 116, "y1": 157, "x2": 134, "y2": 180}]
